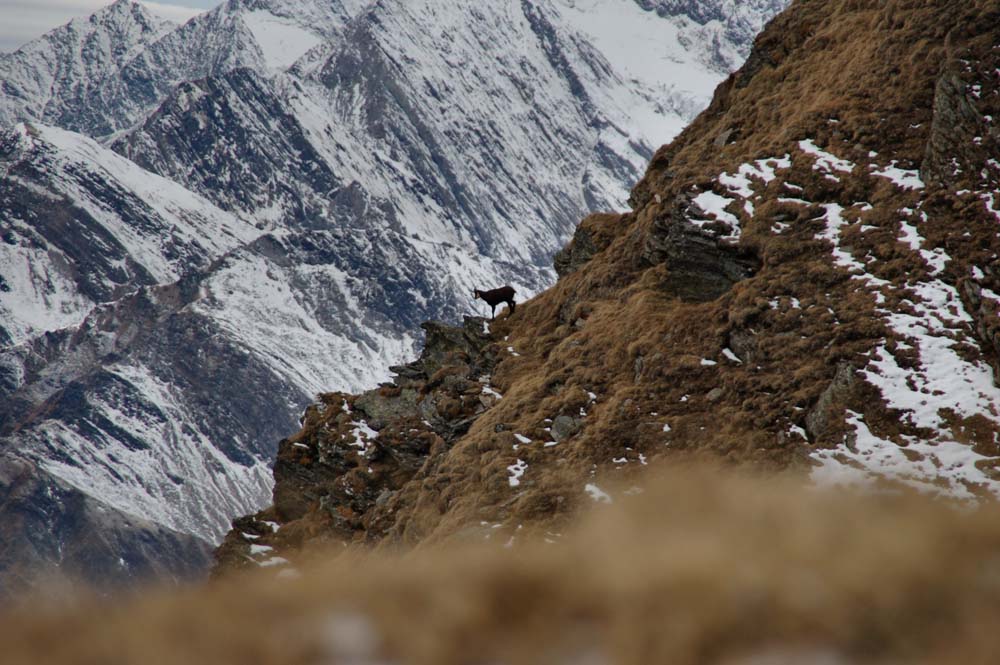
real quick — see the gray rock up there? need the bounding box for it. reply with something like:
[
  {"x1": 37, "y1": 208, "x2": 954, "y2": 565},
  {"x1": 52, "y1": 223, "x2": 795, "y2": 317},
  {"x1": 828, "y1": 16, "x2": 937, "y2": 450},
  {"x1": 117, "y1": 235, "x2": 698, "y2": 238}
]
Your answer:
[
  {"x1": 714, "y1": 127, "x2": 736, "y2": 147},
  {"x1": 551, "y1": 415, "x2": 583, "y2": 442},
  {"x1": 921, "y1": 67, "x2": 994, "y2": 187},
  {"x1": 805, "y1": 363, "x2": 858, "y2": 443},
  {"x1": 554, "y1": 225, "x2": 599, "y2": 278},
  {"x1": 641, "y1": 194, "x2": 759, "y2": 301},
  {"x1": 354, "y1": 388, "x2": 419, "y2": 430}
]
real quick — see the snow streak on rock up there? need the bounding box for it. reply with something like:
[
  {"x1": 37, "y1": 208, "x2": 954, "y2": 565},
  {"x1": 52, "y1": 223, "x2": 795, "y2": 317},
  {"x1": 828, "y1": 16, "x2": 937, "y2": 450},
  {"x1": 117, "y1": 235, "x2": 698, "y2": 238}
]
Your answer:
[{"x1": 0, "y1": 122, "x2": 259, "y2": 346}]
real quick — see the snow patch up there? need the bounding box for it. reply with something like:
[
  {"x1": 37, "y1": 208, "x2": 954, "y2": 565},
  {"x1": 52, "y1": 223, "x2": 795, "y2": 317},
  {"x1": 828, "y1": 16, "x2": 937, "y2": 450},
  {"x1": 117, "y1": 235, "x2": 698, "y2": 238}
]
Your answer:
[
  {"x1": 507, "y1": 459, "x2": 528, "y2": 487},
  {"x1": 584, "y1": 483, "x2": 612, "y2": 504},
  {"x1": 242, "y1": 10, "x2": 325, "y2": 72},
  {"x1": 873, "y1": 162, "x2": 925, "y2": 190},
  {"x1": 691, "y1": 190, "x2": 741, "y2": 240},
  {"x1": 811, "y1": 412, "x2": 999, "y2": 500},
  {"x1": 798, "y1": 139, "x2": 855, "y2": 174}
]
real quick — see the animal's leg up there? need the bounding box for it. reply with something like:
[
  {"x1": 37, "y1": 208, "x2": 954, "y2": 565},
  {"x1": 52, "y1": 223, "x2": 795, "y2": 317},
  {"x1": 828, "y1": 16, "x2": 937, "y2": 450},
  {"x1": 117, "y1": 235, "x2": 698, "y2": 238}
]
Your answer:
[
  {"x1": 509, "y1": 300, "x2": 515, "y2": 314},
  {"x1": 491, "y1": 305, "x2": 496, "y2": 320}
]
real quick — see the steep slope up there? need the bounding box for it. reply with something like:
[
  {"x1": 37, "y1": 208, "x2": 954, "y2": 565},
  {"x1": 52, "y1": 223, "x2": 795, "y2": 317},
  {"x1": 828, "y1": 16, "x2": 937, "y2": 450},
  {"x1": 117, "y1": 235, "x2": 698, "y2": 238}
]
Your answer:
[
  {"x1": 0, "y1": 124, "x2": 283, "y2": 592},
  {"x1": 216, "y1": 0, "x2": 1000, "y2": 571},
  {"x1": 0, "y1": 0, "x2": 789, "y2": 592}
]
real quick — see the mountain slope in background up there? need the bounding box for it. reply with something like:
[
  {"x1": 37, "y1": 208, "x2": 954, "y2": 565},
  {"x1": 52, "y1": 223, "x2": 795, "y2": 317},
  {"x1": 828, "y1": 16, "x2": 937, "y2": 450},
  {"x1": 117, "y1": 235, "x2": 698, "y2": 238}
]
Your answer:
[
  {"x1": 215, "y1": 0, "x2": 1000, "y2": 573},
  {"x1": 0, "y1": 0, "x2": 357, "y2": 137},
  {"x1": 0, "y1": 0, "x2": 177, "y2": 135},
  {"x1": 0, "y1": 0, "x2": 788, "y2": 594}
]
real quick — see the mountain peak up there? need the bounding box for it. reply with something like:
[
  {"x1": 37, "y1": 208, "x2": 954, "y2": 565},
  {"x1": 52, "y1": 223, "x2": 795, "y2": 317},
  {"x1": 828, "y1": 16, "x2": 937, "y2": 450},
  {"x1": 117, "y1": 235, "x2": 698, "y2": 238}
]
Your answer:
[
  {"x1": 0, "y1": 0, "x2": 176, "y2": 130},
  {"x1": 101, "y1": 0, "x2": 145, "y2": 12},
  {"x1": 77, "y1": 0, "x2": 169, "y2": 34}
]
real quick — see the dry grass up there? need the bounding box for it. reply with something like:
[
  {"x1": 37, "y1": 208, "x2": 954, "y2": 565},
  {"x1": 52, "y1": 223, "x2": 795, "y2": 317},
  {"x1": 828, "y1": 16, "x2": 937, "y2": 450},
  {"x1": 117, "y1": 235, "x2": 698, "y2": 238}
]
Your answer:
[
  {"x1": 360, "y1": 0, "x2": 1000, "y2": 542},
  {"x1": 6, "y1": 467, "x2": 1000, "y2": 664}
]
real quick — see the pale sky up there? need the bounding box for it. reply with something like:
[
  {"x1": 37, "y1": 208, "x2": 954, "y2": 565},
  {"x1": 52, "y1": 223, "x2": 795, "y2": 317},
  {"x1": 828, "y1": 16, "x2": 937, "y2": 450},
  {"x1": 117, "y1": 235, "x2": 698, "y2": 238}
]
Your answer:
[{"x1": 0, "y1": 0, "x2": 219, "y2": 53}]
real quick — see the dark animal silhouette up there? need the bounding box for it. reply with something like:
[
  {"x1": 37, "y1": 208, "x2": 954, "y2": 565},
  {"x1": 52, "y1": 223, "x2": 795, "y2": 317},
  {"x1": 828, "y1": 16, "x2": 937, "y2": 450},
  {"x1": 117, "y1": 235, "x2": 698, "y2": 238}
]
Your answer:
[{"x1": 474, "y1": 286, "x2": 516, "y2": 320}]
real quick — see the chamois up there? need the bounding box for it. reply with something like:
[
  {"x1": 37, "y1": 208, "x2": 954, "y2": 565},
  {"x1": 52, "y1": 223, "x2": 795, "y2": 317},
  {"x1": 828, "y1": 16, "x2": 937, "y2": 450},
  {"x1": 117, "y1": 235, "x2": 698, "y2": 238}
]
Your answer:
[{"x1": 473, "y1": 285, "x2": 516, "y2": 320}]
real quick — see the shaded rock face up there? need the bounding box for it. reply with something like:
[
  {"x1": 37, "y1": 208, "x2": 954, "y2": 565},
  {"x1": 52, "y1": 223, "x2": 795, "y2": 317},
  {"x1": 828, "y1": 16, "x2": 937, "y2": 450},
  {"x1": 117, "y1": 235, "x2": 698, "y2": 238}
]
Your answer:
[
  {"x1": 641, "y1": 194, "x2": 759, "y2": 301},
  {"x1": 112, "y1": 68, "x2": 343, "y2": 228},
  {"x1": 921, "y1": 67, "x2": 1000, "y2": 188},
  {"x1": 962, "y1": 279, "x2": 1000, "y2": 388},
  {"x1": 214, "y1": 317, "x2": 497, "y2": 570},
  {"x1": 0, "y1": 454, "x2": 211, "y2": 598},
  {"x1": 804, "y1": 362, "x2": 858, "y2": 444},
  {"x1": 553, "y1": 212, "x2": 622, "y2": 279},
  {"x1": 553, "y1": 226, "x2": 598, "y2": 279}
]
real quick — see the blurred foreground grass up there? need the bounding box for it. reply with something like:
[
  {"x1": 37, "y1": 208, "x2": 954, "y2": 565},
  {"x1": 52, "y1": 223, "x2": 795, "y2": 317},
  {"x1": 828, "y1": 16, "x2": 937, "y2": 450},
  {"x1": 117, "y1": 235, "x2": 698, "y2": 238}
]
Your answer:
[{"x1": 4, "y1": 466, "x2": 1000, "y2": 665}]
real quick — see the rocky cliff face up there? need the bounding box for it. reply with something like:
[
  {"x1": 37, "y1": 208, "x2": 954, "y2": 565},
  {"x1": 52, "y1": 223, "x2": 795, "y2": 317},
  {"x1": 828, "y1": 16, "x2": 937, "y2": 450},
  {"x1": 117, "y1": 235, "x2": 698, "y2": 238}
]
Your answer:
[
  {"x1": 0, "y1": 0, "x2": 788, "y2": 594},
  {"x1": 215, "y1": 0, "x2": 1000, "y2": 573}
]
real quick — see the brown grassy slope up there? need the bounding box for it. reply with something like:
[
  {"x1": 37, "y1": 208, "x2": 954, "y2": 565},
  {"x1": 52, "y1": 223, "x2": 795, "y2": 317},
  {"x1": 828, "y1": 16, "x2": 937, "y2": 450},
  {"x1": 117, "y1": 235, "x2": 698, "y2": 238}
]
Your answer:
[
  {"x1": 363, "y1": 0, "x2": 1000, "y2": 545},
  {"x1": 8, "y1": 470, "x2": 1000, "y2": 665},
  {"x1": 214, "y1": 0, "x2": 1000, "y2": 568}
]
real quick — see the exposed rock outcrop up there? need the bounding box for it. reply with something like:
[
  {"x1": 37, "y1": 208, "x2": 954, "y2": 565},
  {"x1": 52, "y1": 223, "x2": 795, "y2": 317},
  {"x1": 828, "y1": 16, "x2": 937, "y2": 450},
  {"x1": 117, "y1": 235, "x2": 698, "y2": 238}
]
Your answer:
[
  {"x1": 921, "y1": 67, "x2": 997, "y2": 188},
  {"x1": 214, "y1": 317, "x2": 499, "y2": 570},
  {"x1": 641, "y1": 193, "x2": 759, "y2": 301},
  {"x1": 552, "y1": 212, "x2": 621, "y2": 278}
]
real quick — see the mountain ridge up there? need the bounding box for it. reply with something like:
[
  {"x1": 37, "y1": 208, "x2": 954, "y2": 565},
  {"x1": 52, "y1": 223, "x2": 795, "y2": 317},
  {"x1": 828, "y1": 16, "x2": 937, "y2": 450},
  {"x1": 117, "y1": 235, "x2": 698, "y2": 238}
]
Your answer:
[{"x1": 0, "y1": 0, "x2": 176, "y2": 134}]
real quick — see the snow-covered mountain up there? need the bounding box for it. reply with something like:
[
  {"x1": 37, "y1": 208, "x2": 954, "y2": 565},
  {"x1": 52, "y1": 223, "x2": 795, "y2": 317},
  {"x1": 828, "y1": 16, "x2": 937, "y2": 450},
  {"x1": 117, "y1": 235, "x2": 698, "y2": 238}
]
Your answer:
[
  {"x1": 0, "y1": 0, "x2": 357, "y2": 137},
  {"x1": 0, "y1": 0, "x2": 787, "y2": 593},
  {"x1": 635, "y1": 0, "x2": 790, "y2": 72},
  {"x1": 0, "y1": 0, "x2": 176, "y2": 135}
]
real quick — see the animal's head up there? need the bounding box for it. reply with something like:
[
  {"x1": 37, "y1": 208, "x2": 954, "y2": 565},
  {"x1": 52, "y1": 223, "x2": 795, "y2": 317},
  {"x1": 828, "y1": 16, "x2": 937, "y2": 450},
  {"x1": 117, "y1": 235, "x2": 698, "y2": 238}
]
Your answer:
[{"x1": 473, "y1": 289, "x2": 482, "y2": 300}]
